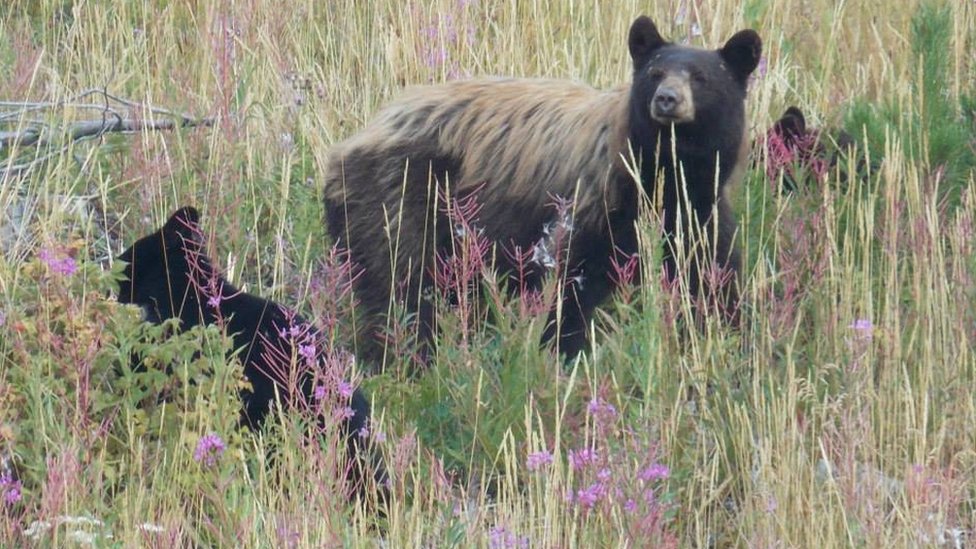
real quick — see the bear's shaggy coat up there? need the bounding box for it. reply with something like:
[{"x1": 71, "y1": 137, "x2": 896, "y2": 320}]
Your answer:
[{"x1": 324, "y1": 16, "x2": 762, "y2": 362}]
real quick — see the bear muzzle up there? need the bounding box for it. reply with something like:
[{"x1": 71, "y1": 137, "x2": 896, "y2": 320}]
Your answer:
[{"x1": 650, "y1": 75, "x2": 695, "y2": 124}]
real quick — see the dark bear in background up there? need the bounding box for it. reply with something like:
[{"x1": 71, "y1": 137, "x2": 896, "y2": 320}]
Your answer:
[
  {"x1": 323, "y1": 16, "x2": 761, "y2": 364},
  {"x1": 116, "y1": 206, "x2": 383, "y2": 494},
  {"x1": 764, "y1": 106, "x2": 859, "y2": 192}
]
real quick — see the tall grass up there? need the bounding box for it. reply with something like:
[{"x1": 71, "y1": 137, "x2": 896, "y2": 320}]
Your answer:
[{"x1": 0, "y1": 0, "x2": 974, "y2": 546}]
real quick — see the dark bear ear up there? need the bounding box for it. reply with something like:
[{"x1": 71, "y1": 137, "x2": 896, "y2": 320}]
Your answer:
[
  {"x1": 776, "y1": 106, "x2": 807, "y2": 138},
  {"x1": 720, "y1": 29, "x2": 762, "y2": 80},
  {"x1": 628, "y1": 16, "x2": 666, "y2": 68},
  {"x1": 162, "y1": 206, "x2": 202, "y2": 248}
]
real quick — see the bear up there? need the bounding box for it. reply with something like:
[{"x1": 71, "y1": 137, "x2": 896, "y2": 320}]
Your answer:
[
  {"x1": 116, "y1": 206, "x2": 384, "y2": 496},
  {"x1": 763, "y1": 106, "x2": 859, "y2": 192},
  {"x1": 323, "y1": 16, "x2": 761, "y2": 365},
  {"x1": 757, "y1": 106, "x2": 860, "y2": 193}
]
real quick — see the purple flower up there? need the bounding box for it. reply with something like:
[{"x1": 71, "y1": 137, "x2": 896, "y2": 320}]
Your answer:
[
  {"x1": 849, "y1": 318, "x2": 873, "y2": 336},
  {"x1": 298, "y1": 343, "x2": 316, "y2": 361},
  {"x1": 639, "y1": 463, "x2": 670, "y2": 482},
  {"x1": 39, "y1": 248, "x2": 78, "y2": 277},
  {"x1": 54, "y1": 257, "x2": 77, "y2": 276},
  {"x1": 280, "y1": 324, "x2": 302, "y2": 338},
  {"x1": 748, "y1": 55, "x2": 768, "y2": 90},
  {"x1": 0, "y1": 473, "x2": 21, "y2": 505},
  {"x1": 568, "y1": 447, "x2": 598, "y2": 470},
  {"x1": 194, "y1": 433, "x2": 226, "y2": 468},
  {"x1": 488, "y1": 526, "x2": 528, "y2": 549},
  {"x1": 313, "y1": 384, "x2": 327, "y2": 401},
  {"x1": 337, "y1": 380, "x2": 354, "y2": 400},
  {"x1": 587, "y1": 397, "x2": 618, "y2": 419},
  {"x1": 624, "y1": 498, "x2": 637, "y2": 513},
  {"x1": 337, "y1": 406, "x2": 355, "y2": 420},
  {"x1": 207, "y1": 294, "x2": 221, "y2": 308},
  {"x1": 575, "y1": 482, "x2": 605, "y2": 509},
  {"x1": 525, "y1": 450, "x2": 553, "y2": 471}
]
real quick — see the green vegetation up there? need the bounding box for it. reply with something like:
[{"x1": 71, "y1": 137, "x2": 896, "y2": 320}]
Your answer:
[{"x1": 0, "y1": 0, "x2": 973, "y2": 546}]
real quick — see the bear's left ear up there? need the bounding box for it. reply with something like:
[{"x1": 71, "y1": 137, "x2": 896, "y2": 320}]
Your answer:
[
  {"x1": 628, "y1": 16, "x2": 667, "y2": 69},
  {"x1": 161, "y1": 206, "x2": 203, "y2": 249},
  {"x1": 720, "y1": 29, "x2": 762, "y2": 81}
]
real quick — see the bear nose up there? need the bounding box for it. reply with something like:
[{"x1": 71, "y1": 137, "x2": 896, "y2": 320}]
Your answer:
[{"x1": 653, "y1": 87, "x2": 680, "y2": 114}]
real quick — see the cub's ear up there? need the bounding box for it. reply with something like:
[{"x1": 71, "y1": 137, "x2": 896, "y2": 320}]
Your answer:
[
  {"x1": 775, "y1": 106, "x2": 807, "y2": 139},
  {"x1": 720, "y1": 29, "x2": 762, "y2": 81},
  {"x1": 162, "y1": 206, "x2": 203, "y2": 248},
  {"x1": 628, "y1": 16, "x2": 666, "y2": 69}
]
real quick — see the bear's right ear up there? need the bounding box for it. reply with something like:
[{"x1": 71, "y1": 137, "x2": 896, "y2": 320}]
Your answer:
[
  {"x1": 628, "y1": 16, "x2": 666, "y2": 68},
  {"x1": 720, "y1": 29, "x2": 762, "y2": 81},
  {"x1": 161, "y1": 206, "x2": 203, "y2": 248}
]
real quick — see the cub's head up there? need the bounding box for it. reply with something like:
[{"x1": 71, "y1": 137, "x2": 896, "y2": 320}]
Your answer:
[
  {"x1": 627, "y1": 16, "x2": 762, "y2": 127},
  {"x1": 764, "y1": 106, "x2": 859, "y2": 192},
  {"x1": 116, "y1": 206, "x2": 202, "y2": 322}
]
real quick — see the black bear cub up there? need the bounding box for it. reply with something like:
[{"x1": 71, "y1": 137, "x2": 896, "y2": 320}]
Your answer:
[
  {"x1": 324, "y1": 16, "x2": 761, "y2": 364},
  {"x1": 764, "y1": 106, "x2": 859, "y2": 192},
  {"x1": 116, "y1": 206, "x2": 383, "y2": 495}
]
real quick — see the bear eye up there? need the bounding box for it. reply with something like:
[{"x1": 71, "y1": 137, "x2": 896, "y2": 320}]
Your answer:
[
  {"x1": 648, "y1": 68, "x2": 666, "y2": 79},
  {"x1": 691, "y1": 71, "x2": 707, "y2": 84}
]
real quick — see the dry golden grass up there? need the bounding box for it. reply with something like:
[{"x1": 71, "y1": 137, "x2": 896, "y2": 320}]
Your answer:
[{"x1": 0, "y1": 0, "x2": 973, "y2": 546}]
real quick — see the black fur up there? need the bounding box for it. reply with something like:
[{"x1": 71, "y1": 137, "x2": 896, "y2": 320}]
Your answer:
[
  {"x1": 117, "y1": 206, "x2": 383, "y2": 494},
  {"x1": 627, "y1": 18, "x2": 760, "y2": 320}
]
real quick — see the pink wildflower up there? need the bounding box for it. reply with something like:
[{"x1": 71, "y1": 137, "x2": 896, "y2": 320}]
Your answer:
[
  {"x1": 526, "y1": 450, "x2": 554, "y2": 471},
  {"x1": 193, "y1": 433, "x2": 226, "y2": 468}
]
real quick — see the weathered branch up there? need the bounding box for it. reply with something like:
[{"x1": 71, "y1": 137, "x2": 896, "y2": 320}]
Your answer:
[
  {"x1": 0, "y1": 89, "x2": 213, "y2": 180},
  {"x1": 0, "y1": 116, "x2": 213, "y2": 149}
]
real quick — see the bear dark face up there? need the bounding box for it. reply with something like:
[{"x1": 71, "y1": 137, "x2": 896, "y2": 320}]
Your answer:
[
  {"x1": 627, "y1": 16, "x2": 762, "y2": 129},
  {"x1": 116, "y1": 206, "x2": 202, "y2": 323}
]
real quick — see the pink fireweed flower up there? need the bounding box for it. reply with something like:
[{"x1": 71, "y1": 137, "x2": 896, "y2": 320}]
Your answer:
[
  {"x1": 575, "y1": 482, "x2": 606, "y2": 510},
  {"x1": 193, "y1": 433, "x2": 225, "y2": 468},
  {"x1": 525, "y1": 450, "x2": 554, "y2": 471},
  {"x1": 639, "y1": 463, "x2": 670, "y2": 482},
  {"x1": 38, "y1": 248, "x2": 78, "y2": 277},
  {"x1": 587, "y1": 397, "x2": 618, "y2": 420},
  {"x1": 278, "y1": 324, "x2": 303, "y2": 339},
  {"x1": 337, "y1": 380, "x2": 354, "y2": 400},
  {"x1": 298, "y1": 343, "x2": 316, "y2": 361},
  {"x1": 849, "y1": 318, "x2": 873, "y2": 337},
  {"x1": 568, "y1": 448, "x2": 598, "y2": 471},
  {"x1": 488, "y1": 526, "x2": 528, "y2": 549},
  {"x1": 313, "y1": 385, "x2": 327, "y2": 401},
  {"x1": 0, "y1": 473, "x2": 21, "y2": 505}
]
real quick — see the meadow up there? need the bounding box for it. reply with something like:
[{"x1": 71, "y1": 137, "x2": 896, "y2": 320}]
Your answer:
[{"x1": 0, "y1": 0, "x2": 974, "y2": 546}]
